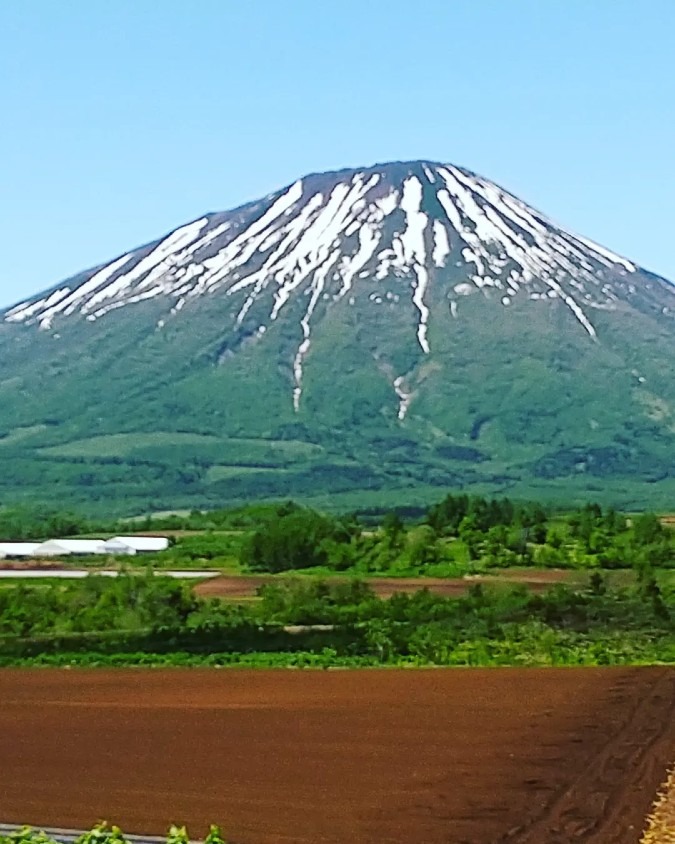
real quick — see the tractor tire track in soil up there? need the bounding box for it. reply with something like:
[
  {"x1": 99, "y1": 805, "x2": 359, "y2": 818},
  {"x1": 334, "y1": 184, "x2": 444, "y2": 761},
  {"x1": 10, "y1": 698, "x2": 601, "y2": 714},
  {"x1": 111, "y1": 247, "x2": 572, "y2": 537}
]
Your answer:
[
  {"x1": 499, "y1": 669, "x2": 675, "y2": 844},
  {"x1": 0, "y1": 668, "x2": 672, "y2": 844}
]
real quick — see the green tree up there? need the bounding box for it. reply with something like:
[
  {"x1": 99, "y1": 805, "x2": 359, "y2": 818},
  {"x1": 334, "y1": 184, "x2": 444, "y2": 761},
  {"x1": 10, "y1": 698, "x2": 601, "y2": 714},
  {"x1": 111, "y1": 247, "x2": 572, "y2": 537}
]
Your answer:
[
  {"x1": 381, "y1": 511, "x2": 405, "y2": 550},
  {"x1": 632, "y1": 513, "x2": 666, "y2": 546},
  {"x1": 406, "y1": 525, "x2": 440, "y2": 567},
  {"x1": 241, "y1": 507, "x2": 349, "y2": 572}
]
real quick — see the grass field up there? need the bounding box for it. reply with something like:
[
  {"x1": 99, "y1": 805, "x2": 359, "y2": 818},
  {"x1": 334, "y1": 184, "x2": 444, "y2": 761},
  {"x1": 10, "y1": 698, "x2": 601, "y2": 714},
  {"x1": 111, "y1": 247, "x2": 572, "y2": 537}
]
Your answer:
[
  {"x1": 0, "y1": 425, "x2": 48, "y2": 446},
  {"x1": 204, "y1": 466, "x2": 288, "y2": 482},
  {"x1": 38, "y1": 432, "x2": 224, "y2": 458}
]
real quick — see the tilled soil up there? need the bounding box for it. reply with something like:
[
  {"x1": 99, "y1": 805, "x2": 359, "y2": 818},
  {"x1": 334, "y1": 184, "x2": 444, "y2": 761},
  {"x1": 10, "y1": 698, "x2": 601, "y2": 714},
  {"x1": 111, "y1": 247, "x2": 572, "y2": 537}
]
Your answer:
[
  {"x1": 0, "y1": 667, "x2": 672, "y2": 844},
  {"x1": 193, "y1": 570, "x2": 574, "y2": 600}
]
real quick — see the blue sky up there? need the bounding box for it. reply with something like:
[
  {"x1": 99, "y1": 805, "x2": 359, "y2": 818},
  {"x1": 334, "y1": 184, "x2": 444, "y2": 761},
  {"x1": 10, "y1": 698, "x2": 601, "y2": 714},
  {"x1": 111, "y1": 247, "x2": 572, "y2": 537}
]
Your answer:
[{"x1": 1, "y1": 0, "x2": 673, "y2": 307}]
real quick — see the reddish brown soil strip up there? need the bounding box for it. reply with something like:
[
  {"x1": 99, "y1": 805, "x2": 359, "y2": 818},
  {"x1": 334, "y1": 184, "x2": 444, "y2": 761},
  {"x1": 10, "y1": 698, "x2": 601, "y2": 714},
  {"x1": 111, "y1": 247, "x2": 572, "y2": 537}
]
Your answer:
[
  {"x1": 0, "y1": 668, "x2": 672, "y2": 844},
  {"x1": 0, "y1": 560, "x2": 71, "y2": 570},
  {"x1": 194, "y1": 570, "x2": 574, "y2": 600}
]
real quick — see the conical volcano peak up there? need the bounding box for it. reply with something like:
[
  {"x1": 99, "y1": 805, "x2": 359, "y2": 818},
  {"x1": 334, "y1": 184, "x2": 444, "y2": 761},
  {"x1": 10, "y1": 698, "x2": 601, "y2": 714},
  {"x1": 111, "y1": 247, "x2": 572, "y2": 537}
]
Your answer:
[
  {"x1": 3, "y1": 160, "x2": 673, "y2": 416},
  {"x1": 6, "y1": 160, "x2": 647, "y2": 336},
  {"x1": 1, "y1": 159, "x2": 675, "y2": 510}
]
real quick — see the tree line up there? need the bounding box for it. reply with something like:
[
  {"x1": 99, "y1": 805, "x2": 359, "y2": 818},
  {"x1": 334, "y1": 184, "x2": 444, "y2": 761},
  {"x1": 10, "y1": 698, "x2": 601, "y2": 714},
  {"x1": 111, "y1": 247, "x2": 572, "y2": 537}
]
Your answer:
[{"x1": 238, "y1": 496, "x2": 674, "y2": 576}]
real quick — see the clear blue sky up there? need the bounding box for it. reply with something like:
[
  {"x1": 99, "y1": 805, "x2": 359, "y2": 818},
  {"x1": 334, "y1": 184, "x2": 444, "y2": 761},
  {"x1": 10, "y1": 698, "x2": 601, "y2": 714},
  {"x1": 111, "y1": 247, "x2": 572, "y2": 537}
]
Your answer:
[{"x1": 1, "y1": 0, "x2": 673, "y2": 308}]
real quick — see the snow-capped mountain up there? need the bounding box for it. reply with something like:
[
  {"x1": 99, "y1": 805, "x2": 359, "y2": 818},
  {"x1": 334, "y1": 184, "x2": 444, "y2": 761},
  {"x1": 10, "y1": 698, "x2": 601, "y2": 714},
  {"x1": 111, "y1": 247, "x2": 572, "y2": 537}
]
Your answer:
[
  {"x1": 2, "y1": 160, "x2": 674, "y2": 512},
  {"x1": 6, "y1": 161, "x2": 672, "y2": 416}
]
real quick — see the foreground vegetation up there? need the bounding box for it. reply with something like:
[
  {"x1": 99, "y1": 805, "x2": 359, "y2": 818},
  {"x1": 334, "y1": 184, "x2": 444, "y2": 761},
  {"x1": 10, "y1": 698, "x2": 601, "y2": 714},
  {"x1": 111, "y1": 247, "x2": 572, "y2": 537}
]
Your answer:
[
  {"x1": 0, "y1": 566, "x2": 671, "y2": 667},
  {"x1": 1, "y1": 824, "x2": 226, "y2": 844}
]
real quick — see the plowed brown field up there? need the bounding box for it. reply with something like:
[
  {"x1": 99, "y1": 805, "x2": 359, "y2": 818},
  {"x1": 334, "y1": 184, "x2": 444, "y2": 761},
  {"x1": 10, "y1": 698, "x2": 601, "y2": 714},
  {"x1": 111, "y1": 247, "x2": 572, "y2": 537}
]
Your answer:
[
  {"x1": 193, "y1": 570, "x2": 574, "y2": 600},
  {"x1": 0, "y1": 668, "x2": 673, "y2": 844}
]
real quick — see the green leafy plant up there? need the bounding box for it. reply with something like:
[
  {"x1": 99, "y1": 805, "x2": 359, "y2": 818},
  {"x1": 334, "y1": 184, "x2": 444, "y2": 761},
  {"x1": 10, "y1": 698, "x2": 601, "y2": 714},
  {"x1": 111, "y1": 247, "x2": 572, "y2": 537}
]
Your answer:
[{"x1": 0, "y1": 825, "x2": 228, "y2": 844}]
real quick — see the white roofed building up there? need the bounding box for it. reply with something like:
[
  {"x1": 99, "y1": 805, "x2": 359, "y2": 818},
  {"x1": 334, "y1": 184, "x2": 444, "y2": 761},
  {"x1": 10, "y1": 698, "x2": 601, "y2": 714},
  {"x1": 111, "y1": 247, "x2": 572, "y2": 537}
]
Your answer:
[
  {"x1": 0, "y1": 535, "x2": 170, "y2": 560},
  {"x1": 103, "y1": 539, "x2": 137, "y2": 555},
  {"x1": 0, "y1": 542, "x2": 41, "y2": 558},
  {"x1": 34, "y1": 539, "x2": 107, "y2": 556},
  {"x1": 108, "y1": 536, "x2": 169, "y2": 553}
]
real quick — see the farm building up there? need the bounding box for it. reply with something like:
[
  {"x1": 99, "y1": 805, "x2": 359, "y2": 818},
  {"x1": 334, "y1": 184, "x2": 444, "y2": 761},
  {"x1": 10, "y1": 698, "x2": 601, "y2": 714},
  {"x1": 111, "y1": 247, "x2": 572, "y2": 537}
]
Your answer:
[
  {"x1": 108, "y1": 536, "x2": 170, "y2": 552},
  {"x1": 34, "y1": 539, "x2": 108, "y2": 556},
  {"x1": 103, "y1": 539, "x2": 137, "y2": 555},
  {"x1": 0, "y1": 542, "x2": 41, "y2": 558},
  {"x1": 0, "y1": 536, "x2": 170, "y2": 558}
]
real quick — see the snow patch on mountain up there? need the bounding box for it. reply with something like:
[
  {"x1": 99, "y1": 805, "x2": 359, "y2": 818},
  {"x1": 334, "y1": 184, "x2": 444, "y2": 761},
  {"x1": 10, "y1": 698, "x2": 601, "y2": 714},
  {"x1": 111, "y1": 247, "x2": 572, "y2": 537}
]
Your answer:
[
  {"x1": 393, "y1": 376, "x2": 412, "y2": 420},
  {"x1": 398, "y1": 177, "x2": 430, "y2": 354}
]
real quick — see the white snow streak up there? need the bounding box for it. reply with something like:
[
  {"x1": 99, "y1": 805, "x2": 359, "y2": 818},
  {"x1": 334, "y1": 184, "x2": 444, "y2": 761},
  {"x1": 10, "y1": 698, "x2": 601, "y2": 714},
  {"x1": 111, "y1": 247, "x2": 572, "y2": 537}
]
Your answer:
[
  {"x1": 412, "y1": 266, "x2": 430, "y2": 353},
  {"x1": 393, "y1": 376, "x2": 411, "y2": 420},
  {"x1": 83, "y1": 218, "x2": 209, "y2": 314},
  {"x1": 292, "y1": 249, "x2": 340, "y2": 410},
  {"x1": 568, "y1": 233, "x2": 636, "y2": 272},
  {"x1": 40, "y1": 253, "x2": 134, "y2": 326},
  {"x1": 6, "y1": 287, "x2": 71, "y2": 323},
  {"x1": 399, "y1": 177, "x2": 430, "y2": 353},
  {"x1": 432, "y1": 220, "x2": 450, "y2": 267},
  {"x1": 436, "y1": 166, "x2": 599, "y2": 337},
  {"x1": 375, "y1": 190, "x2": 398, "y2": 216},
  {"x1": 339, "y1": 224, "x2": 381, "y2": 296},
  {"x1": 422, "y1": 165, "x2": 437, "y2": 184},
  {"x1": 399, "y1": 177, "x2": 427, "y2": 265}
]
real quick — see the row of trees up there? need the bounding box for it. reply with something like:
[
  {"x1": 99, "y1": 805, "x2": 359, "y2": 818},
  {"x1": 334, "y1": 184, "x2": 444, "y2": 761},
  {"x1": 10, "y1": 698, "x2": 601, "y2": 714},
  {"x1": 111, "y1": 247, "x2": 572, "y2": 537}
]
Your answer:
[
  {"x1": 0, "y1": 506, "x2": 91, "y2": 540},
  {"x1": 237, "y1": 497, "x2": 674, "y2": 575},
  {"x1": 427, "y1": 493, "x2": 547, "y2": 535},
  {"x1": 0, "y1": 574, "x2": 199, "y2": 637}
]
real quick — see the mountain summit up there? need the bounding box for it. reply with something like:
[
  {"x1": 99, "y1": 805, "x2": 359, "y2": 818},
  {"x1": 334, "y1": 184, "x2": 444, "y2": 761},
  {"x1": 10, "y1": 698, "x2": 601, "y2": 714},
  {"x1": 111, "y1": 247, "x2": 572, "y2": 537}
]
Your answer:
[{"x1": 2, "y1": 161, "x2": 675, "y2": 512}]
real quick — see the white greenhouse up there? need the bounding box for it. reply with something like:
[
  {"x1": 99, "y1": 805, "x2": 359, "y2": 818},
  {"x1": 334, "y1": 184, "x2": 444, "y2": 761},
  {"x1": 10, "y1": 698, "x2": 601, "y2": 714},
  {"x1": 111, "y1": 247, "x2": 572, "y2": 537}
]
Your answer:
[
  {"x1": 34, "y1": 539, "x2": 108, "y2": 556},
  {"x1": 0, "y1": 542, "x2": 41, "y2": 558},
  {"x1": 108, "y1": 536, "x2": 170, "y2": 553}
]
